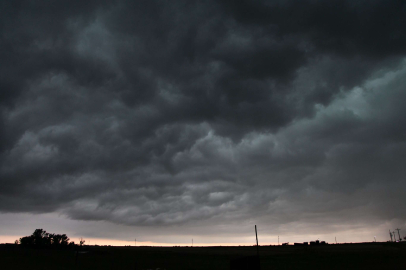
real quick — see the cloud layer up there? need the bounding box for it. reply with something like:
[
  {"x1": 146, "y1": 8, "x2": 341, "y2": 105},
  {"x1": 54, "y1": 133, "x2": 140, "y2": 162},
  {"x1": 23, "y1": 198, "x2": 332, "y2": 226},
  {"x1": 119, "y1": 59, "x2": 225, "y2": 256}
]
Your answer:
[{"x1": 1, "y1": 0, "x2": 406, "y2": 240}]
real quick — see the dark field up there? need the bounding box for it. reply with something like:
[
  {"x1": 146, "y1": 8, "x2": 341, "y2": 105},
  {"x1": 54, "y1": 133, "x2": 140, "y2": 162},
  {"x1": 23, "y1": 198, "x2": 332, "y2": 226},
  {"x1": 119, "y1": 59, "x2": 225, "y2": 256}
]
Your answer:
[{"x1": 1, "y1": 242, "x2": 405, "y2": 270}]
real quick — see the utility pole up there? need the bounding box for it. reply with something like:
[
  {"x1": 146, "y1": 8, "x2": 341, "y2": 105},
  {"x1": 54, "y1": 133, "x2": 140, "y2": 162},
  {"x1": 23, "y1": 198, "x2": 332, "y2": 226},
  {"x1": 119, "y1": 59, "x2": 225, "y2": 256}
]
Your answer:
[
  {"x1": 255, "y1": 225, "x2": 259, "y2": 257},
  {"x1": 396, "y1": 229, "x2": 401, "y2": 241},
  {"x1": 389, "y1": 230, "x2": 393, "y2": 242}
]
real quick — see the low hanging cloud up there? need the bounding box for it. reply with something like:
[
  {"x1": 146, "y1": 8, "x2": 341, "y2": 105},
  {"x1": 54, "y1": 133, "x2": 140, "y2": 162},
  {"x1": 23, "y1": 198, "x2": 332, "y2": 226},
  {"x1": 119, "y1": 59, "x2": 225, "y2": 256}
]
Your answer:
[{"x1": 1, "y1": 0, "x2": 406, "y2": 238}]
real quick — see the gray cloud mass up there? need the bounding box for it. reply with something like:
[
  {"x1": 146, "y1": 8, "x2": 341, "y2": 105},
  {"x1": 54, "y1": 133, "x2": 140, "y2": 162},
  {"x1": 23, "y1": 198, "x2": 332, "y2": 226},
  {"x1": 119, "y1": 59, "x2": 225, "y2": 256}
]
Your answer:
[{"x1": 1, "y1": 0, "x2": 406, "y2": 241}]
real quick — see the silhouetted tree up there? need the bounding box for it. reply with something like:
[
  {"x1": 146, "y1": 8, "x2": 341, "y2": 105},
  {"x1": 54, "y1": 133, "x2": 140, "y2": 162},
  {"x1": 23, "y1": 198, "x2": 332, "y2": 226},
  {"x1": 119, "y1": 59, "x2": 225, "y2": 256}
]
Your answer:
[
  {"x1": 19, "y1": 236, "x2": 34, "y2": 246},
  {"x1": 32, "y1": 229, "x2": 50, "y2": 246},
  {"x1": 18, "y1": 229, "x2": 76, "y2": 249},
  {"x1": 49, "y1": 233, "x2": 70, "y2": 246},
  {"x1": 79, "y1": 237, "x2": 85, "y2": 246}
]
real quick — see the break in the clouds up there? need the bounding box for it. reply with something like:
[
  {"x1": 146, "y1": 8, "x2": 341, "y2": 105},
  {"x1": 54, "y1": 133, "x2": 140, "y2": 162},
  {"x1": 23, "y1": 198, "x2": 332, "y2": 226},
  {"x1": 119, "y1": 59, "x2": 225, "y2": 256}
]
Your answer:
[{"x1": 1, "y1": 0, "x2": 406, "y2": 240}]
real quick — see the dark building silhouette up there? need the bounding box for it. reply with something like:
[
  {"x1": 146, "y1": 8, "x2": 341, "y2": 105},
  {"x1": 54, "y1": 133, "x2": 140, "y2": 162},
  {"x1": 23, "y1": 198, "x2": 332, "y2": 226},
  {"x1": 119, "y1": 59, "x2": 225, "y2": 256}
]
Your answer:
[
  {"x1": 310, "y1": 240, "x2": 327, "y2": 246},
  {"x1": 294, "y1": 242, "x2": 308, "y2": 246}
]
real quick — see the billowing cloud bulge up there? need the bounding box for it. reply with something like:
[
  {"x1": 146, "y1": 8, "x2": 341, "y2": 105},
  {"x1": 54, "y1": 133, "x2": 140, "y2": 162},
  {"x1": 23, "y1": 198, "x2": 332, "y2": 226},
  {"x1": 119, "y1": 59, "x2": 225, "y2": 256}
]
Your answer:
[{"x1": 1, "y1": 0, "x2": 406, "y2": 237}]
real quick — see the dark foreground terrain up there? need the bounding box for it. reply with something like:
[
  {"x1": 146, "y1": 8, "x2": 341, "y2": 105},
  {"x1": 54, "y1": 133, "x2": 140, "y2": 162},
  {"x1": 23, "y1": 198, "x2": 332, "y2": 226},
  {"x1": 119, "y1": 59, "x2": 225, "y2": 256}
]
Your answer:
[{"x1": 1, "y1": 242, "x2": 405, "y2": 269}]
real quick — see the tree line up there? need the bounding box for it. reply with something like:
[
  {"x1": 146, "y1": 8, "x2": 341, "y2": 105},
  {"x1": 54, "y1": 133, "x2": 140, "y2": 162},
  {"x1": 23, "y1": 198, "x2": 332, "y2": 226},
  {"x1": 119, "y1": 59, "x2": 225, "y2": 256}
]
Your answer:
[{"x1": 17, "y1": 229, "x2": 84, "y2": 248}]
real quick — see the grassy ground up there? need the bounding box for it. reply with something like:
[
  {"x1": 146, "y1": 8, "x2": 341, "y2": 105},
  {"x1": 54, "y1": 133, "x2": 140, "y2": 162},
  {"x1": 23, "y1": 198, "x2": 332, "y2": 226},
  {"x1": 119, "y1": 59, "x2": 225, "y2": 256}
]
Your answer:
[{"x1": 1, "y1": 242, "x2": 405, "y2": 269}]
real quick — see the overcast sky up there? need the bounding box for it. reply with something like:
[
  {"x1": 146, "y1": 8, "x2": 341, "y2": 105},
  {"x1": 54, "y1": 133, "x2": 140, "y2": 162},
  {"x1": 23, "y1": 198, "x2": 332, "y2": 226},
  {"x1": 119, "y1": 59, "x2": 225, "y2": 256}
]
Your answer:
[{"x1": 1, "y1": 0, "x2": 406, "y2": 245}]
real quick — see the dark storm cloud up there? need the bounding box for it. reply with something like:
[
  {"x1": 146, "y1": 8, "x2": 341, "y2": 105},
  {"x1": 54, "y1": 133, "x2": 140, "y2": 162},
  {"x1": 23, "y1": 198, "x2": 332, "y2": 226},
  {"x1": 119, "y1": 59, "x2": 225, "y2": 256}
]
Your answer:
[
  {"x1": 1, "y1": 0, "x2": 406, "y2": 237},
  {"x1": 221, "y1": 0, "x2": 406, "y2": 56}
]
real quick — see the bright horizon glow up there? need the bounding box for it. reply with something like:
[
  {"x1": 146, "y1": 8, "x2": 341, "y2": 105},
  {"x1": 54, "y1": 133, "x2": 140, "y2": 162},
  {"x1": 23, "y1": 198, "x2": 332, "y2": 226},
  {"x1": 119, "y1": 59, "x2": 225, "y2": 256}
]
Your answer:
[
  {"x1": 0, "y1": 235, "x2": 271, "y2": 246},
  {"x1": 0, "y1": 213, "x2": 398, "y2": 246},
  {"x1": 0, "y1": 234, "x2": 384, "y2": 247}
]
